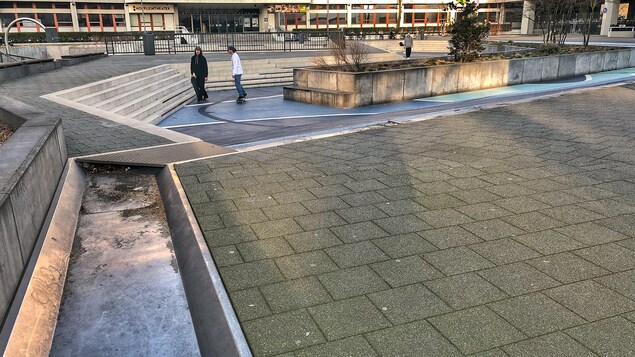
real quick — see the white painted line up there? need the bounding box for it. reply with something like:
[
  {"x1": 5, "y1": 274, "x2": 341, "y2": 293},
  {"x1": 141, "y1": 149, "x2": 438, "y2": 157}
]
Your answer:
[{"x1": 163, "y1": 112, "x2": 379, "y2": 129}]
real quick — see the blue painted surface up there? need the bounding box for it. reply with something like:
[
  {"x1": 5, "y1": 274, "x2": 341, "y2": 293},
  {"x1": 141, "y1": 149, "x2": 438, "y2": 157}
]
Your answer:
[{"x1": 158, "y1": 67, "x2": 635, "y2": 130}]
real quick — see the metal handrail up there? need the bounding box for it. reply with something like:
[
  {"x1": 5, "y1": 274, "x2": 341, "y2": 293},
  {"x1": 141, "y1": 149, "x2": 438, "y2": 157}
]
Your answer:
[{"x1": 4, "y1": 17, "x2": 45, "y2": 62}]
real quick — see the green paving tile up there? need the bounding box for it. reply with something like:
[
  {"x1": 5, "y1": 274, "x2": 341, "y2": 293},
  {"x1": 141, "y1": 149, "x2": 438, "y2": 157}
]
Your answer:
[
  {"x1": 461, "y1": 219, "x2": 526, "y2": 241},
  {"x1": 526, "y1": 252, "x2": 610, "y2": 284},
  {"x1": 596, "y1": 269, "x2": 635, "y2": 300},
  {"x1": 574, "y1": 243, "x2": 635, "y2": 272},
  {"x1": 502, "y1": 212, "x2": 565, "y2": 232},
  {"x1": 413, "y1": 181, "x2": 460, "y2": 195},
  {"x1": 418, "y1": 226, "x2": 483, "y2": 249},
  {"x1": 203, "y1": 226, "x2": 258, "y2": 248},
  {"x1": 371, "y1": 255, "x2": 443, "y2": 287},
  {"x1": 344, "y1": 179, "x2": 388, "y2": 193},
  {"x1": 374, "y1": 214, "x2": 432, "y2": 235},
  {"x1": 236, "y1": 238, "x2": 295, "y2": 262},
  {"x1": 470, "y1": 349, "x2": 509, "y2": 357},
  {"x1": 517, "y1": 179, "x2": 568, "y2": 193},
  {"x1": 325, "y1": 241, "x2": 389, "y2": 269},
  {"x1": 376, "y1": 186, "x2": 423, "y2": 200},
  {"x1": 485, "y1": 184, "x2": 537, "y2": 198},
  {"x1": 470, "y1": 238, "x2": 541, "y2": 265},
  {"x1": 447, "y1": 177, "x2": 492, "y2": 190},
  {"x1": 340, "y1": 191, "x2": 389, "y2": 207},
  {"x1": 540, "y1": 205, "x2": 605, "y2": 224},
  {"x1": 250, "y1": 218, "x2": 304, "y2": 239},
  {"x1": 294, "y1": 212, "x2": 348, "y2": 231},
  {"x1": 368, "y1": 284, "x2": 451, "y2": 324},
  {"x1": 503, "y1": 332, "x2": 596, "y2": 357},
  {"x1": 260, "y1": 276, "x2": 332, "y2": 313},
  {"x1": 618, "y1": 238, "x2": 635, "y2": 252},
  {"x1": 284, "y1": 229, "x2": 343, "y2": 253},
  {"x1": 210, "y1": 245, "x2": 243, "y2": 267},
  {"x1": 228, "y1": 288, "x2": 272, "y2": 321},
  {"x1": 478, "y1": 262, "x2": 560, "y2": 296},
  {"x1": 428, "y1": 306, "x2": 525, "y2": 355},
  {"x1": 219, "y1": 260, "x2": 285, "y2": 291},
  {"x1": 423, "y1": 246, "x2": 494, "y2": 275},
  {"x1": 308, "y1": 296, "x2": 391, "y2": 341},
  {"x1": 565, "y1": 317, "x2": 635, "y2": 357},
  {"x1": 425, "y1": 272, "x2": 507, "y2": 309},
  {"x1": 450, "y1": 188, "x2": 503, "y2": 205},
  {"x1": 335, "y1": 205, "x2": 388, "y2": 224},
  {"x1": 275, "y1": 251, "x2": 339, "y2": 280},
  {"x1": 330, "y1": 221, "x2": 389, "y2": 243},
  {"x1": 272, "y1": 189, "x2": 318, "y2": 204},
  {"x1": 308, "y1": 184, "x2": 354, "y2": 198},
  {"x1": 192, "y1": 200, "x2": 238, "y2": 216},
  {"x1": 413, "y1": 194, "x2": 466, "y2": 210},
  {"x1": 243, "y1": 310, "x2": 326, "y2": 357},
  {"x1": 494, "y1": 196, "x2": 551, "y2": 214},
  {"x1": 545, "y1": 280, "x2": 635, "y2": 322},
  {"x1": 488, "y1": 293, "x2": 585, "y2": 337},
  {"x1": 372, "y1": 233, "x2": 437, "y2": 258},
  {"x1": 318, "y1": 266, "x2": 389, "y2": 300},
  {"x1": 220, "y1": 209, "x2": 268, "y2": 227},
  {"x1": 262, "y1": 203, "x2": 311, "y2": 220},
  {"x1": 301, "y1": 197, "x2": 351, "y2": 214},
  {"x1": 578, "y1": 199, "x2": 635, "y2": 217},
  {"x1": 455, "y1": 202, "x2": 513, "y2": 221},
  {"x1": 513, "y1": 230, "x2": 586, "y2": 255},
  {"x1": 530, "y1": 191, "x2": 586, "y2": 207},
  {"x1": 417, "y1": 208, "x2": 474, "y2": 228},
  {"x1": 295, "y1": 336, "x2": 378, "y2": 357},
  {"x1": 197, "y1": 214, "x2": 225, "y2": 231},
  {"x1": 365, "y1": 320, "x2": 461, "y2": 357},
  {"x1": 233, "y1": 195, "x2": 279, "y2": 210},
  {"x1": 375, "y1": 199, "x2": 426, "y2": 216}
]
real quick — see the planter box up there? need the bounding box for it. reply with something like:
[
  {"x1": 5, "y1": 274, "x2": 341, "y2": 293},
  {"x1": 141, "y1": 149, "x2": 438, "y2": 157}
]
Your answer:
[{"x1": 284, "y1": 49, "x2": 635, "y2": 108}]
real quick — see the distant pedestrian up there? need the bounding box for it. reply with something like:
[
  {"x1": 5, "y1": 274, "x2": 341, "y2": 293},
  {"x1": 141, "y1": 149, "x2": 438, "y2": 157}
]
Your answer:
[
  {"x1": 404, "y1": 34, "x2": 413, "y2": 59},
  {"x1": 227, "y1": 45, "x2": 247, "y2": 101},
  {"x1": 190, "y1": 46, "x2": 208, "y2": 103}
]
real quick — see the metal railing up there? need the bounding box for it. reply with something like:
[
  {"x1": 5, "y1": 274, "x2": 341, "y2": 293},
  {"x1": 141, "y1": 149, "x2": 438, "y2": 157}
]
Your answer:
[{"x1": 105, "y1": 31, "x2": 344, "y2": 55}]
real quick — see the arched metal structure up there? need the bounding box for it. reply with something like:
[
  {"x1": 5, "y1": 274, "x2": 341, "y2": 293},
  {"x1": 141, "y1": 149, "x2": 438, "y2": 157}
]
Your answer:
[{"x1": 4, "y1": 18, "x2": 46, "y2": 61}]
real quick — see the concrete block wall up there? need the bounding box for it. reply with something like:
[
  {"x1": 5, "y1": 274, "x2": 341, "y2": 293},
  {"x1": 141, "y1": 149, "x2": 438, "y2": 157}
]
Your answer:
[
  {"x1": 285, "y1": 49, "x2": 635, "y2": 108},
  {"x1": 0, "y1": 97, "x2": 66, "y2": 328}
]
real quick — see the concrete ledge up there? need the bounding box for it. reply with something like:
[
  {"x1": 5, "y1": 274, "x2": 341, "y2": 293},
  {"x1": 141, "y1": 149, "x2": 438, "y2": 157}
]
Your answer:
[
  {"x1": 0, "y1": 161, "x2": 84, "y2": 356},
  {"x1": 158, "y1": 166, "x2": 252, "y2": 357},
  {"x1": 0, "y1": 59, "x2": 61, "y2": 82},
  {"x1": 58, "y1": 52, "x2": 107, "y2": 67},
  {"x1": 285, "y1": 49, "x2": 633, "y2": 108},
  {"x1": 0, "y1": 97, "x2": 66, "y2": 332}
]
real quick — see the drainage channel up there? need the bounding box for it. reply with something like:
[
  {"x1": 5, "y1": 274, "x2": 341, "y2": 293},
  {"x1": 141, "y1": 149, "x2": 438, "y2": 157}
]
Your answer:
[
  {"x1": 0, "y1": 160, "x2": 250, "y2": 357},
  {"x1": 51, "y1": 165, "x2": 198, "y2": 355}
]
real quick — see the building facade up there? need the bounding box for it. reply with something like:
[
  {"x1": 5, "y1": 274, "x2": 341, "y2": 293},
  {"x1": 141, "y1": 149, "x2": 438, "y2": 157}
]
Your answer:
[{"x1": 0, "y1": 0, "x2": 565, "y2": 35}]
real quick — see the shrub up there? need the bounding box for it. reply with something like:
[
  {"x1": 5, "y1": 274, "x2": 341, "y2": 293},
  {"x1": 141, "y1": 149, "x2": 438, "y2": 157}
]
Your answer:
[{"x1": 447, "y1": 0, "x2": 489, "y2": 62}]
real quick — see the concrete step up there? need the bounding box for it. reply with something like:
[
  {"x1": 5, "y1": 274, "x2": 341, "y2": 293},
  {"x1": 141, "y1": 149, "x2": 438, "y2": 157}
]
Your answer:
[
  {"x1": 57, "y1": 65, "x2": 170, "y2": 100},
  {"x1": 77, "y1": 68, "x2": 177, "y2": 106},
  {"x1": 94, "y1": 72, "x2": 186, "y2": 111},
  {"x1": 131, "y1": 86, "x2": 193, "y2": 124},
  {"x1": 113, "y1": 79, "x2": 191, "y2": 116},
  {"x1": 209, "y1": 80, "x2": 293, "y2": 91}
]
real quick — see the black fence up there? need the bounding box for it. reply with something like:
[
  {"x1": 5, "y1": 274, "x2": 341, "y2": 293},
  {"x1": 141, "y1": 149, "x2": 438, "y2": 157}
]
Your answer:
[{"x1": 105, "y1": 31, "x2": 344, "y2": 55}]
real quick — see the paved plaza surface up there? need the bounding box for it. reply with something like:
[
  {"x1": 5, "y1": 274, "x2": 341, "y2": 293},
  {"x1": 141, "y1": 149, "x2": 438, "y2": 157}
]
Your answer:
[
  {"x1": 160, "y1": 67, "x2": 635, "y2": 147},
  {"x1": 176, "y1": 85, "x2": 635, "y2": 356}
]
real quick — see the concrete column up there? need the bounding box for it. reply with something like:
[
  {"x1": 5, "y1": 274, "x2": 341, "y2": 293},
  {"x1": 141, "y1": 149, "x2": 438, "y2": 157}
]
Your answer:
[
  {"x1": 520, "y1": 0, "x2": 534, "y2": 35},
  {"x1": 600, "y1": 0, "x2": 620, "y2": 36},
  {"x1": 124, "y1": 4, "x2": 132, "y2": 31},
  {"x1": 70, "y1": 2, "x2": 80, "y2": 31},
  {"x1": 499, "y1": 4, "x2": 506, "y2": 24},
  {"x1": 347, "y1": 5, "x2": 352, "y2": 28},
  {"x1": 174, "y1": 5, "x2": 179, "y2": 30}
]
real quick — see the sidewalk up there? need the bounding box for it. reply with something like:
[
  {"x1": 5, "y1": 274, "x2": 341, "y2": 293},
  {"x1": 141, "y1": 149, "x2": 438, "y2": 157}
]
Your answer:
[{"x1": 176, "y1": 85, "x2": 635, "y2": 356}]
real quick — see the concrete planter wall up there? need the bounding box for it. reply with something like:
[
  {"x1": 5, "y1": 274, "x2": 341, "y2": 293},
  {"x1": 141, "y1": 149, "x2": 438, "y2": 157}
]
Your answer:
[
  {"x1": 284, "y1": 49, "x2": 635, "y2": 108},
  {"x1": 0, "y1": 97, "x2": 66, "y2": 328}
]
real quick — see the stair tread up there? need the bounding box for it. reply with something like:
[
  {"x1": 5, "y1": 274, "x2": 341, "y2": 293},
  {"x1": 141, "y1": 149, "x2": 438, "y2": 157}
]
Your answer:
[
  {"x1": 113, "y1": 80, "x2": 191, "y2": 115},
  {"x1": 94, "y1": 72, "x2": 186, "y2": 109},
  {"x1": 77, "y1": 68, "x2": 178, "y2": 103},
  {"x1": 127, "y1": 84, "x2": 192, "y2": 119}
]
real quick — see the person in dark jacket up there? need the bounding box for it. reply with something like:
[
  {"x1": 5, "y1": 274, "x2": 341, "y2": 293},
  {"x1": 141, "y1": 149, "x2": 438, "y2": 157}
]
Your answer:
[{"x1": 190, "y1": 46, "x2": 208, "y2": 102}]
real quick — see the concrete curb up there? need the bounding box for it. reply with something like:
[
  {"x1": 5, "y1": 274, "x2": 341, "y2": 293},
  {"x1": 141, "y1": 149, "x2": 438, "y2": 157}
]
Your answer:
[{"x1": 158, "y1": 165, "x2": 252, "y2": 357}]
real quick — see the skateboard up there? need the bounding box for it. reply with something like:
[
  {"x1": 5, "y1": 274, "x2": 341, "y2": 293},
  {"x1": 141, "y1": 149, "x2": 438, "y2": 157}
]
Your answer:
[{"x1": 236, "y1": 97, "x2": 246, "y2": 104}]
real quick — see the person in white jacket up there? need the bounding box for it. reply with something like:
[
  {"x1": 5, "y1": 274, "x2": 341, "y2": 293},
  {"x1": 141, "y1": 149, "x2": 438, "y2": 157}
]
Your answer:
[{"x1": 227, "y1": 46, "x2": 247, "y2": 99}]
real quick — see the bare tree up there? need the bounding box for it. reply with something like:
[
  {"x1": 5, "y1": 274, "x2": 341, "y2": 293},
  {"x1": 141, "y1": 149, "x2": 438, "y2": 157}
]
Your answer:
[
  {"x1": 527, "y1": 0, "x2": 578, "y2": 44},
  {"x1": 312, "y1": 40, "x2": 370, "y2": 72}
]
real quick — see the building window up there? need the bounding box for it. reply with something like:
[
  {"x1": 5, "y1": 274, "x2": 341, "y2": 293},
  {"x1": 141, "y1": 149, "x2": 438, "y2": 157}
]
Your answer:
[
  {"x1": 38, "y1": 12, "x2": 55, "y2": 26},
  {"x1": 114, "y1": 14, "x2": 125, "y2": 27},
  {"x1": 56, "y1": 13, "x2": 72, "y2": 27}
]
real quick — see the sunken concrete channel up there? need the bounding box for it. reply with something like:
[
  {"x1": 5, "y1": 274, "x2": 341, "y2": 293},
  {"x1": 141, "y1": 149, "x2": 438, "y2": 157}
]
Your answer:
[{"x1": 0, "y1": 160, "x2": 251, "y2": 356}]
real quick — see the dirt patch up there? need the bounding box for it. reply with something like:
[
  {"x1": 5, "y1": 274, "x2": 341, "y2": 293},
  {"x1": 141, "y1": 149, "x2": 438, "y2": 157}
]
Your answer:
[{"x1": 0, "y1": 121, "x2": 14, "y2": 146}]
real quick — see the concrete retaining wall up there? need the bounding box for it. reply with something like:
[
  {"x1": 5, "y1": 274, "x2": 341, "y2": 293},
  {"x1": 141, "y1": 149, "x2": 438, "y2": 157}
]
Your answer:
[
  {"x1": 0, "y1": 59, "x2": 62, "y2": 82},
  {"x1": 284, "y1": 49, "x2": 635, "y2": 108},
  {"x1": 9, "y1": 43, "x2": 106, "y2": 60},
  {"x1": 0, "y1": 97, "x2": 66, "y2": 328}
]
